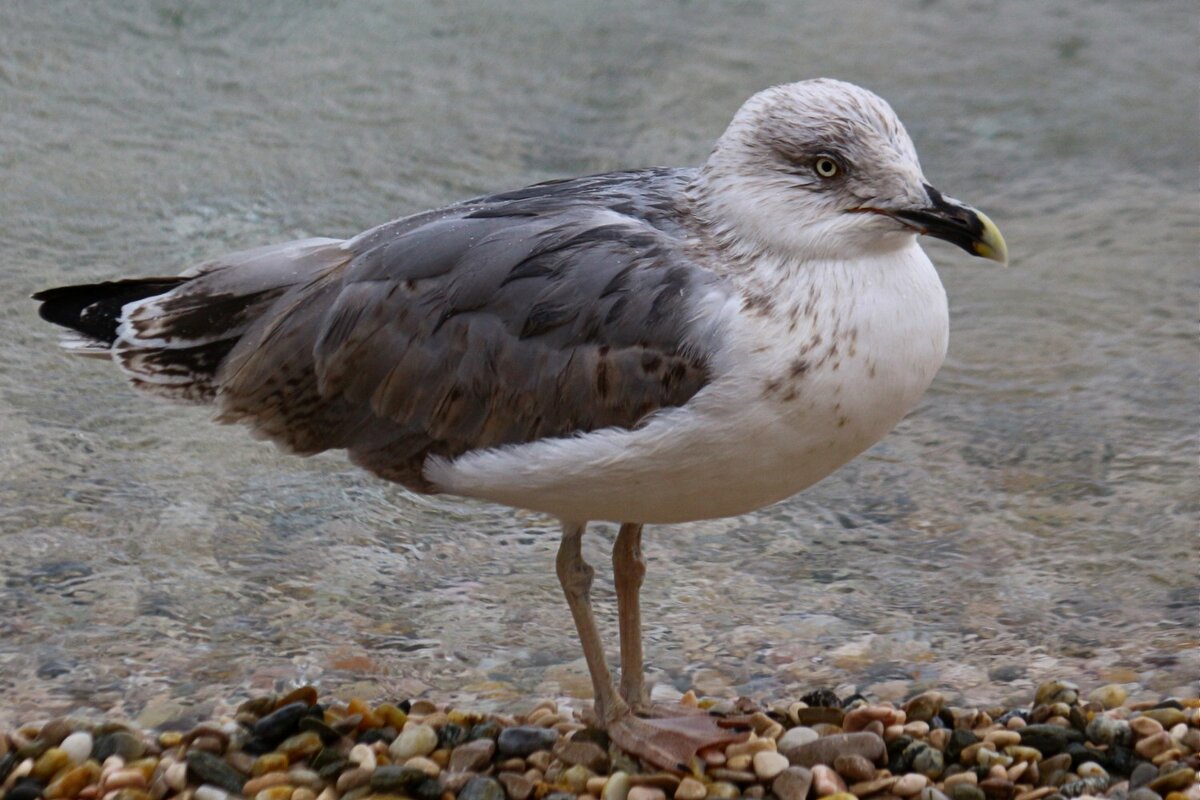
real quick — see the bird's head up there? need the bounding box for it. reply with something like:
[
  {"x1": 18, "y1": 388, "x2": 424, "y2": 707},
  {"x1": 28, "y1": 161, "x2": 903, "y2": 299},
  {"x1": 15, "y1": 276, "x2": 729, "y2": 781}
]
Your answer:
[{"x1": 697, "y1": 78, "x2": 1007, "y2": 265}]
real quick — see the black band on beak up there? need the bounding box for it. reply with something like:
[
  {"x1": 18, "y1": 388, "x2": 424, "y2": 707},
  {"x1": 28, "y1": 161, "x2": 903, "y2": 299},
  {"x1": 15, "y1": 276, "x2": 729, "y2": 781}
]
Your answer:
[{"x1": 853, "y1": 184, "x2": 1008, "y2": 264}]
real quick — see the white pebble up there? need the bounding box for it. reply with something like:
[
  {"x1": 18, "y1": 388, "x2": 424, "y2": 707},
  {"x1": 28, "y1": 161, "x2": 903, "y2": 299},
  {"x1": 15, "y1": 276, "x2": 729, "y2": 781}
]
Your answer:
[
  {"x1": 628, "y1": 787, "x2": 666, "y2": 800},
  {"x1": 165, "y1": 762, "x2": 188, "y2": 792},
  {"x1": 60, "y1": 732, "x2": 94, "y2": 765},
  {"x1": 753, "y1": 751, "x2": 789, "y2": 781},
  {"x1": 893, "y1": 774, "x2": 928, "y2": 796},
  {"x1": 675, "y1": 777, "x2": 707, "y2": 800},
  {"x1": 778, "y1": 726, "x2": 819, "y2": 750},
  {"x1": 404, "y1": 756, "x2": 441, "y2": 777},
  {"x1": 348, "y1": 744, "x2": 376, "y2": 771},
  {"x1": 603, "y1": 771, "x2": 631, "y2": 800},
  {"x1": 390, "y1": 723, "x2": 437, "y2": 759},
  {"x1": 195, "y1": 785, "x2": 232, "y2": 800}
]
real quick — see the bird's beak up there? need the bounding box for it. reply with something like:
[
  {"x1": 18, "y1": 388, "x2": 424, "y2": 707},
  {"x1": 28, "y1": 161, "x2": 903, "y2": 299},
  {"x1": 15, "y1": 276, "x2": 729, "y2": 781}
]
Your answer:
[{"x1": 858, "y1": 184, "x2": 1008, "y2": 265}]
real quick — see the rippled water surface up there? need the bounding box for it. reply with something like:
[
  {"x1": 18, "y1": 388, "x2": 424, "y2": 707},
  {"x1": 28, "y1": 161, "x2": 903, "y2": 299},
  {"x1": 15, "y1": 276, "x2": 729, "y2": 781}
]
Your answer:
[{"x1": 1, "y1": 1, "x2": 1197, "y2": 727}]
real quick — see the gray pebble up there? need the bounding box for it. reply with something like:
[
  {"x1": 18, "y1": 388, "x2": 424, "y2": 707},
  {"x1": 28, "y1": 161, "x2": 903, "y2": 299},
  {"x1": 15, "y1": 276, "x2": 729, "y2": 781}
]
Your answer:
[
  {"x1": 784, "y1": 732, "x2": 885, "y2": 767},
  {"x1": 186, "y1": 750, "x2": 246, "y2": 794},
  {"x1": 1129, "y1": 763, "x2": 1157, "y2": 790},
  {"x1": 459, "y1": 776, "x2": 506, "y2": 800},
  {"x1": 771, "y1": 767, "x2": 812, "y2": 800},
  {"x1": 95, "y1": 731, "x2": 144, "y2": 762},
  {"x1": 497, "y1": 726, "x2": 558, "y2": 757},
  {"x1": 949, "y1": 785, "x2": 986, "y2": 800}
]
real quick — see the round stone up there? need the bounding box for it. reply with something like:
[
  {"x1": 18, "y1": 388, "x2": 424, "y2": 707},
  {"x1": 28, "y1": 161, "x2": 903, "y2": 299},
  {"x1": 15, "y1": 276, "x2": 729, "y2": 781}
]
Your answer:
[
  {"x1": 59, "y1": 733, "x2": 93, "y2": 766},
  {"x1": 459, "y1": 776, "x2": 508, "y2": 800},
  {"x1": 904, "y1": 692, "x2": 945, "y2": 724},
  {"x1": 949, "y1": 785, "x2": 986, "y2": 800},
  {"x1": 370, "y1": 765, "x2": 429, "y2": 793},
  {"x1": 628, "y1": 786, "x2": 666, "y2": 800},
  {"x1": 94, "y1": 732, "x2": 145, "y2": 763},
  {"x1": 779, "y1": 727, "x2": 820, "y2": 752},
  {"x1": 705, "y1": 783, "x2": 739, "y2": 800},
  {"x1": 786, "y1": 732, "x2": 886, "y2": 767},
  {"x1": 1148, "y1": 768, "x2": 1196, "y2": 795},
  {"x1": 772, "y1": 768, "x2": 812, "y2": 800},
  {"x1": 893, "y1": 774, "x2": 928, "y2": 796},
  {"x1": 675, "y1": 777, "x2": 706, "y2": 800},
  {"x1": 1034, "y1": 681, "x2": 1078, "y2": 707},
  {"x1": 1087, "y1": 685, "x2": 1127, "y2": 710},
  {"x1": 499, "y1": 773, "x2": 535, "y2": 800},
  {"x1": 449, "y1": 738, "x2": 496, "y2": 773},
  {"x1": 390, "y1": 724, "x2": 438, "y2": 760},
  {"x1": 251, "y1": 704, "x2": 310, "y2": 746},
  {"x1": 186, "y1": 752, "x2": 247, "y2": 795},
  {"x1": 604, "y1": 772, "x2": 632, "y2": 800},
  {"x1": 833, "y1": 754, "x2": 876, "y2": 783},
  {"x1": 497, "y1": 727, "x2": 559, "y2": 758},
  {"x1": 1016, "y1": 725, "x2": 1082, "y2": 757},
  {"x1": 753, "y1": 751, "x2": 789, "y2": 781},
  {"x1": 562, "y1": 765, "x2": 595, "y2": 794}
]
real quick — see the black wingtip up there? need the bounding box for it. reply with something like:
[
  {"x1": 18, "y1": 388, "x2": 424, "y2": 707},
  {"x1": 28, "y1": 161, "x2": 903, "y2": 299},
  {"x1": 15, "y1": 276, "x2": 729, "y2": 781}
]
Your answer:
[{"x1": 33, "y1": 278, "x2": 188, "y2": 343}]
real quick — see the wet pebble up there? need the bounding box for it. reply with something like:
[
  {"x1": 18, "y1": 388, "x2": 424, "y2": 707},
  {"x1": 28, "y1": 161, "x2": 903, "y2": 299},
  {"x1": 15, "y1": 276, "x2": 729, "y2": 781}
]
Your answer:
[
  {"x1": 186, "y1": 751, "x2": 247, "y2": 794},
  {"x1": 46, "y1": 762, "x2": 99, "y2": 798},
  {"x1": 390, "y1": 724, "x2": 437, "y2": 759},
  {"x1": 499, "y1": 772, "x2": 535, "y2": 800},
  {"x1": 370, "y1": 765, "x2": 428, "y2": 793},
  {"x1": 1127, "y1": 789, "x2": 1161, "y2": 800},
  {"x1": 252, "y1": 703, "x2": 310, "y2": 747},
  {"x1": 1133, "y1": 731, "x2": 1173, "y2": 759},
  {"x1": 1147, "y1": 767, "x2": 1196, "y2": 794},
  {"x1": 834, "y1": 753, "x2": 877, "y2": 783},
  {"x1": 628, "y1": 787, "x2": 666, "y2": 800},
  {"x1": 450, "y1": 737, "x2": 496, "y2": 772},
  {"x1": 894, "y1": 773, "x2": 928, "y2": 796},
  {"x1": 497, "y1": 726, "x2": 559, "y2": 757},
  {"x1": 811, "y1": 764, "x2": 847, "y2": 796},
  {"x1": 95, "y1": 732, "x2": 144, "y2": 763},
  {"x1": 602, "y1": 771, "x2": 632, "y2": 800},
  {"x1": 555, "y1": 739, "x2": 608, "y2": 773},
  {"x1": 675, "y1": 777, "x2": 706, "y2": 800},
  {"x1": 59, "y1": 732, "x2": 93, "y2": 766},
  {"x1": 905, "y1": 693, "x2": 945, "y2": 724},
  {"x1": 779, "y1": 726, "x2": 820, "y2": 753},
  {"x1": 787, "y1": 732, "x2": 886, "y2": 768},
  {"x1": 753, "y1": 751, "x2": 788, "y2": 781},
  {"x1": 949, "y1": 784, "x2": 986, "y2": 800},
  {"x1": 9, "y1": 780, "x2": 49, "y2": 800},
  {"x1": 771, "y1": 767, "x2": 812, "y2": 800},
  {"x1": 1017, "y1": 726, "x2": 1082, "y2": 757}
]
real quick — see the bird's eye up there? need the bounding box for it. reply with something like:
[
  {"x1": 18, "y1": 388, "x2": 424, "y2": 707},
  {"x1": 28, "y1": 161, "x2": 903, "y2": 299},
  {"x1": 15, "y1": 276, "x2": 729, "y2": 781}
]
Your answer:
[{"x1": 814, "y1": 156, "x2": 840, "y2": 178}]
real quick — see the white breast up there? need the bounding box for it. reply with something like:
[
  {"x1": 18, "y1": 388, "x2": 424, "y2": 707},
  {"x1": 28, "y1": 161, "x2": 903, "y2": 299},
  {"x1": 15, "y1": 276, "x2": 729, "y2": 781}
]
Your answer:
[{"x1": 426, "y1": 243, "x2": 948, "y2": 524}]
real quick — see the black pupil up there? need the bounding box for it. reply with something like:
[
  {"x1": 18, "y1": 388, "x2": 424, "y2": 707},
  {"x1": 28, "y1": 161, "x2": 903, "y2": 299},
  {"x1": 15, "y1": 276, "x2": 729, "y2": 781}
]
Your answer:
[{"x1": 819, "y1": 160, "x2": 835, "y2": 175}]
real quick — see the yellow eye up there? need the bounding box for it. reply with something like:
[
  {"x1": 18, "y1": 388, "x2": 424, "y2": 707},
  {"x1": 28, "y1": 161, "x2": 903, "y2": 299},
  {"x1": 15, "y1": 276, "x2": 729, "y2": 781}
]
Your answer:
[{"x1": 814, "y1": 156, "x2": 840, "y2": 178}]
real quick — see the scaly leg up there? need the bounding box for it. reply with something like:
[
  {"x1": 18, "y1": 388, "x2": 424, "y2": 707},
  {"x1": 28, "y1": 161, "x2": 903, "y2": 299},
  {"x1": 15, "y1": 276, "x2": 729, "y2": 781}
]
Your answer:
[
  {"x1": 558, "y1": 520, "x2": 747, "y2": 771},
  {"x1": 607, "y1": 522, "x2": 748, "y2": 769},
  {"x1": 556, "y1": 520, "x2": 627, "y2": 725},
  {"x1": 613, "y1": 522, "x2": 649, "y2": 709}
]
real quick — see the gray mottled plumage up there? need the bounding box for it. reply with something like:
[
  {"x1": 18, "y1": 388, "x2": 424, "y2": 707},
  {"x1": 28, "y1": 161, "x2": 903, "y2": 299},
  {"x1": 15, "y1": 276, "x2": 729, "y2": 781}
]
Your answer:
[{"x1": 90, "y1": 168, "x2": 727, "y2": 489}]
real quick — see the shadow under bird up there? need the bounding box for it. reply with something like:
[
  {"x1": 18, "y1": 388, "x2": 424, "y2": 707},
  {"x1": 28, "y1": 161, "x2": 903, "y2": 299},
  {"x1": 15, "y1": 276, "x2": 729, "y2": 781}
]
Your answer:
[{"x1": 34, "y1": 79, "x2": 1007, "y2": 768}]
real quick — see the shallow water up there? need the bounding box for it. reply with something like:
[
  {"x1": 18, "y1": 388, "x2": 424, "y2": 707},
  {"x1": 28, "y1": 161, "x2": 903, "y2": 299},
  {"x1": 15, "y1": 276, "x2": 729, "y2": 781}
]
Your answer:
[{"x1": 1, "y1": 1, "x2": 1197, "y2": 728}]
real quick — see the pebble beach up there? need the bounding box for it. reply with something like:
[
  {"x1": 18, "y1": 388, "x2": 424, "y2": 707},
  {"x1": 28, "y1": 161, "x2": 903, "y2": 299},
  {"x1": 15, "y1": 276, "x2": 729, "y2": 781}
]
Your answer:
[{"x1": 3, "y1": 682, "x2": 1197, "y2": 800}]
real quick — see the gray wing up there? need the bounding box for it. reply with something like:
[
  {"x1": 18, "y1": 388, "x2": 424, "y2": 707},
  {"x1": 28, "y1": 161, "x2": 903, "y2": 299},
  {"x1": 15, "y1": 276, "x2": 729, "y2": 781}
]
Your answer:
[{"x1": 216, "y1": 169, "x2": 731, "y2": 489}]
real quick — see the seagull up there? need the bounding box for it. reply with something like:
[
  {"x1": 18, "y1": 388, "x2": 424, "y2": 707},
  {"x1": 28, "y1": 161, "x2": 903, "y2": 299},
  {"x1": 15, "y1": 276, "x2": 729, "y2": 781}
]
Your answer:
[{"x1": 34, "y1": 79, "x2": 1005, "y2": 769}]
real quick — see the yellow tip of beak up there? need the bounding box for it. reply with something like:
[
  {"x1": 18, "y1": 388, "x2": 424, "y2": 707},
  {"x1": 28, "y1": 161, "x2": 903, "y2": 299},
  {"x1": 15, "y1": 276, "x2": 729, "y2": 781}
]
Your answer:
[{"x1": 971, "y1": 209, "x2": 1008, "y2": 266}]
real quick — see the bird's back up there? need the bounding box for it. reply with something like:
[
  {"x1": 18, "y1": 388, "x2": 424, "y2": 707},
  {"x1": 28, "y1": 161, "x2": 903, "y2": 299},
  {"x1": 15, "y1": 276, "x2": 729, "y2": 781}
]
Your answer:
[{"x1": 35, "y1": 168, "x2": 731, "y2": 492}]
